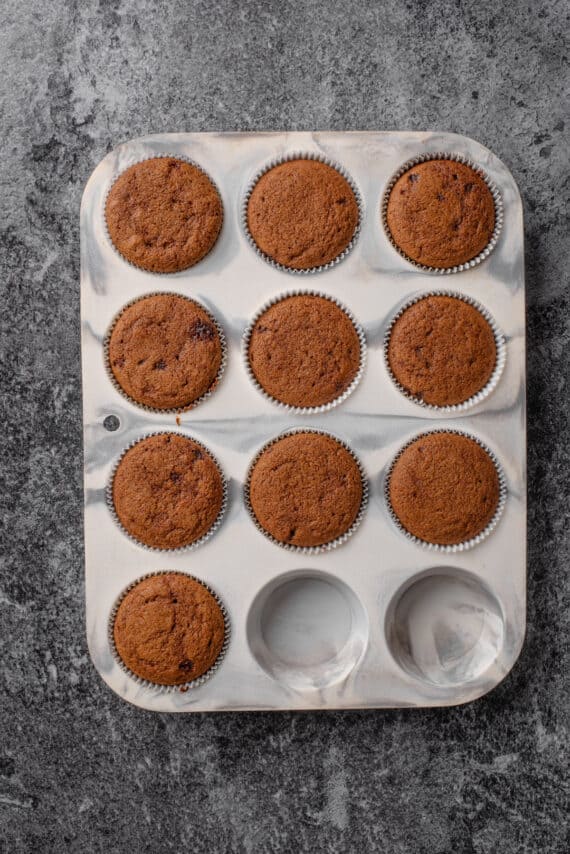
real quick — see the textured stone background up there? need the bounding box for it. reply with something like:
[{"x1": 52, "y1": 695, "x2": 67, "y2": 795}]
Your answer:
[{"x1": 1, "y1": 1, "x2": 568, "y2": 852}]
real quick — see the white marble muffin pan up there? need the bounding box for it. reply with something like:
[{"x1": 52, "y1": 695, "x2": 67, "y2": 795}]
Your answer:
[{"x1": 81, "y1": 132, "x2": 526, "y2": 711}]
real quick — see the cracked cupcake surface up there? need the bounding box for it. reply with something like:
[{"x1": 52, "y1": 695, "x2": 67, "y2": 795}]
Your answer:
[
  {"x1": 247, "y1": 294, "x2": 361, "y2": 408},
  {"x1": 387, "y1": 295, "x2": 497, "y2": 406},
  {"x1": 249, "y1": 432, "x2": 363, "y2": 547},
  {"x1": 112, "y1": 434, "x2": 224, "y2": 549},
  {"x1": 246, "y1": 159, "x2": 359, "y2": 270},
  {"x1": 386, "y1": 159, "x2": 495, "y2": 268},
  {"x1": 389, "y1": 432, "x2": 500, "y2": 545},
  {"x1": 105, "y1": 157, "x2": 222, "y2": 272},
  {"x1": 113, "y1": 573, "x2": 225, "y2": 686},
  {"x1": 108, "y1": 294, "x2": 223, "y2": 410}
]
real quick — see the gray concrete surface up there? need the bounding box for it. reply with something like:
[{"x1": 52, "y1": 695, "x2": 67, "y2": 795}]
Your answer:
[{"x1": 1, "y1": 1, "x2": 568, "y2": 851}]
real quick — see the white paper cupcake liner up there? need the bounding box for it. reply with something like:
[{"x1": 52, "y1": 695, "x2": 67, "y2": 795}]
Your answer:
[
  {"x1": 104, "y1": 291, "x2": 227, "y2": 414},
  {"x1": 242, "y1": 289, "x2": 367, "y2": 414},
  {"x1": 108, "y1": 570, "x2": 230, "y2": 693},
  {"x1": 241, "y1": 151, "x2": 362, "y2": 274},
  {"x1": 244, "y1": 427, "x2": 368, "y2": 554},
  {"x1": 385, "y1": 428, "x2": 507, "y2": 553},
  {"x1": 383, "y1": 290, "x2": 506, "y2": 412},
  {"x1": 381, "y1": 152, "x2": 504, "y2": 274},
  {"x1": 106, "y1": 431, "x2": 228, "y2": 553},
  {"x1": 103, "y1": 153, "x2": 224, "y2": 274}
]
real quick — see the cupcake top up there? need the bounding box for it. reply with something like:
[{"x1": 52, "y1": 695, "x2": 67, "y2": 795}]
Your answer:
[
  {"x1": 387, "y1": 295, "x2": 497, "y2": 406},
  {"x1": 113, "y1": 573, "x2": 225, "y2": 686},
  {"x1": 105, "y1": 157, "x2": 222, "y2": 272},
  {"x1": 389, "y1": 432, "x2": 500, "y2": 545},
  {"x1": 108, "y1": 293, "x2": 223, "y2": 411},
  {"x1": 112, "y1": 434, "x2": 224, "y2": 549},
  {"x1": 246, "y1": 159, "x2": 359, "y2": 270},
  {"x1": 385, "y1": 159, "x2": 496, "y2": 268},
  {"x1": 247, "y1": 294, "x2": 362, "y2": 408},
  {"x1": 249, "y1": 432, "x2": 363, "y2": 548}
]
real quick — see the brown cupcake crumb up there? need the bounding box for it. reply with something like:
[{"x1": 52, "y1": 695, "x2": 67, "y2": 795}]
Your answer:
[
  {"x1": 248, "y1": 294, "x2": 362, "y2": 408},
  {"x1": 112, "y1": 434, "x2": 224, "y2": 549},
  {"x1": 389, "y1": 432, "x2": 500, "y2": 545},
  {"x1": 113, "y1": 573, "x2": 225, "y2": 686},
  {"x1": 386, "y1": 159, "x2": 496, "y2": 268},
  {"x1": 247, "y1": 159, "x2": 359, "y2": 270},
  {"x1": 105, "y1": 157, "x2": 222, "y2": 272},
  {"x1": 249, "y1": 432, "x2": 363, "y2": 547},
  {"x1": 108, "y1": 294, "x2": 223, "y2": 411},
  {"x1": 387, "y1": 295, "x2": 497, "y2": 406}
]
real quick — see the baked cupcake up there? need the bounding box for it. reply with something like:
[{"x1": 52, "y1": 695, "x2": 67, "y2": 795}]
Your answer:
[
  {"x1": 387, "y1": 294, "x2": 497, "y2": 406},
  {"x1": 111, "y1": 433, "x2": 224, "y2": 549},
  {"x1": 108, "y1": 293, "x2": 223, "y2": 411},
  {"x1": 247, "y1": 294, "x2": 363, "y2": 408},
  {"x1": 385, "y1": 159, "x2": 496, "y2": 268},
  {"x1": 113, "y1": 573, "x2": 226, "y2": 686},
  {"x1": 388, "y1": 432, "x2": 501, "y2": 546},
  {"x1": 105, "y1": 157, "x2": 222, "y2": 272},
  {"x1": 246, "y1": 158, "x2": 359, "y2": 270},
  {"x1": 248, "y1": 432, "x2": 364, "y2": 548}
]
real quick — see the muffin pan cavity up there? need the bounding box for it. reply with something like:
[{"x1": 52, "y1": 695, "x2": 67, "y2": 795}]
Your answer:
[
  {"x1": 81, "y1": 132, "x2": 525, "y2": 712},
  {"x1": 385, "y1": 569, "x2": 505, "y2": 687},
  {"x1": 247, "y1": 571, "x2": 368, "y2": 691}
]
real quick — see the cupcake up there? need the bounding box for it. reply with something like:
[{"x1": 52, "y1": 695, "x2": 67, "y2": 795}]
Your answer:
[
  {"x1": 247, "y1": 293, "x2": 363, "y2": 408},
  {"x1": 385, "y1": 159, "x2": 496, "y2": 268},
  {"x1": 387, "y1": 294, "x2": 497, "y2": 406},
  {"x1": 246, "y1": 158, "x2": 359, "y2": 270},
  {"x1": 248, "y1": 432, "x2": 364, "y2": 548},
  {"x1": 107, "y1": 293, "x2": 224, "y2": 411},
  {"x1": 112, "y1": 573, "x2": 226, "y2": 686},
  {"x1": 111, "y1": 434, "x2": 224, "y2": 550},
  {"x1": 388, "y1": 432, "x2": 501, "y2": 546},
  {"x1": 105, "y1": 157, "x2": 222, "y2": 272}
]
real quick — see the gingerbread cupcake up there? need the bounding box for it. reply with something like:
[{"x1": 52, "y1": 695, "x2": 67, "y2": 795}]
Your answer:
[
  {"x1": 246, "y1": 293, "x2": 364, "y2": 409},
  {"x1": 386, "y1": 294, "x2": 499, "y2": 407},
  {"x1": 388, "y1": 431, "x2": 502, "y2": 547},
  {"x1": 246, "y1": 157, "x2": 359, "y2": 271},
  {"x1": 247, "y1": 431, "x2": 365, "y2": 548},
  {"x1": 385, "y1": 158, "x2": 497, "y2": 269},
  {"x1": 112, "y1": 572, "x2": 226, "y2": 686},
  {"x1": 105, "y1": 156, "x2": 222, "y2": 272},
  {"x1": 110, "y1": 433, "x2": 225, "y2": 550},
  {"x1": 107, "y1": 293, "x2": 224, "y2": 411}
]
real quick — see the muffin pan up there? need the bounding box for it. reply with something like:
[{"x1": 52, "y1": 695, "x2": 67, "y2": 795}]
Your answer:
[{"x1": 81, "y1": 132, "x2": 526, "y2": 711}]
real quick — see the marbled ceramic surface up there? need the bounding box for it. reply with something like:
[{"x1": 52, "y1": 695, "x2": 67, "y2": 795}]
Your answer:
[{"x1": 1, "y1": 1, "x2": 568, "y2": 852}]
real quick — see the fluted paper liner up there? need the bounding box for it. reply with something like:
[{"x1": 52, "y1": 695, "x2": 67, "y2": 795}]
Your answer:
[
  {"x1": 381, "y1": 152, "x2": 503, "y2": 274},
  {"x1": 241, "y1": 151, "x2": 362, "y2": 274},
  {"x1": 108, "y1": 570, "x2": 230, "y2": 693},
  {"x1": 385, "y1": 428, "x2": 507, "y2": 552},
  {"x1": 242, "y1": 289, "x2": 367, "y2": 414},
  {"x1": 383, "y1": 290, "x2": 506, "y2": 412},
  {"x1": 103, "y1": 153, "x2": 224, "y2": 274},
  {"x1": 104, "y1": 291, "x2": 227, "y2": 414},
  {"x1": 106, "y1": 431, "x2": 227, "y2": 552},
  {"x1": 244, "y1": 427, "x2": 368, "y2": 554}
]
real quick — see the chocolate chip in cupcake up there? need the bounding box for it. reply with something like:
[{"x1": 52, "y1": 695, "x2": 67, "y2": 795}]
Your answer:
[
  {"x1": 248, "y1": 432, "x2": 364, "y2": 548},
  {"x1": 105, "y1": 157, "x2": 222, "y2": 272},
  {"x1": 247, "y1": 294, "x2": 362, "y2": 408},
  {"x1": 247, "y1": 158, "x2": 359, "y2": 270},
  {"x1": 388, "y1": 432, "x2": 501, "y2": 546},
  {"x1": 108, "y1": 293, "x2": 223, "y2": 411},
  {"x1": 113, "y1": 573, "x2": 226, "y2": 686},
  {"x1": 387, "y1": 294, "x2": 497, "y2": 406},
  {"x1": 112, "y1": 433, "x2": 224, "y2": 549},
  {"x1": 385, "y1": 159, "x2": 496, "y2": 268}
]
